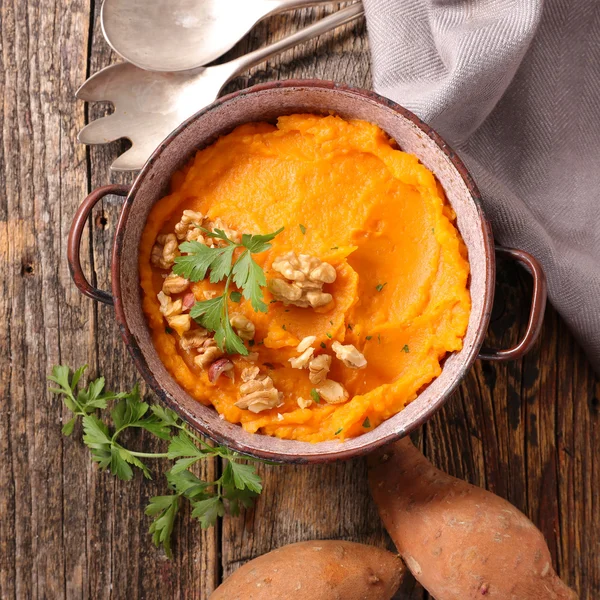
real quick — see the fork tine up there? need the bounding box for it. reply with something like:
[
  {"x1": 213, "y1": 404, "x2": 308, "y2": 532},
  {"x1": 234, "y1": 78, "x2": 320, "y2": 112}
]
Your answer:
[
  {"x1": 76, "y1": 63, "x2": 125, "y2": 102},
  {"x1": 78, "y1": 115, "x2": 126, "y2": 144},
  {"x1": 110, "y1": 144, "x2": 152, "y2": 172}
]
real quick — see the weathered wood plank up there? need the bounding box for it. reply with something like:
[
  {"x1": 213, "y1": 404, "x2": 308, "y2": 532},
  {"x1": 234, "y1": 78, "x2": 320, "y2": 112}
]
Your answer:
[
  {"x1": 556, "y1": 317, "x2": 600, "y2": 598},
  {"x1": 0, "y1": 0, "x2": 92, "y2": 598}
]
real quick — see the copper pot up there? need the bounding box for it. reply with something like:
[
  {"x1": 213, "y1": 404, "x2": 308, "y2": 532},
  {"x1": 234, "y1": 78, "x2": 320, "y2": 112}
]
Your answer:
[{"x1": 68, "y1": 81, "x2": 546, "y2": 463}]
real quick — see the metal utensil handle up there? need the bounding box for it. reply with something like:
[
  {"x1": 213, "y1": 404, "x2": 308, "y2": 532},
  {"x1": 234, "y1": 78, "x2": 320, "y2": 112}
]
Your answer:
[
  {"x1": 225, "y1": 2, "x2": 364, "y2": 78},
  {"x1": 478, "y1": 247, "x2": 547, "y2": 361},
  {"x1": 270, "y1": 0, "x2": 347, "y2": 8},
  {"x1": 67, "y1": 184, "x2": 130, "y2": 305}
]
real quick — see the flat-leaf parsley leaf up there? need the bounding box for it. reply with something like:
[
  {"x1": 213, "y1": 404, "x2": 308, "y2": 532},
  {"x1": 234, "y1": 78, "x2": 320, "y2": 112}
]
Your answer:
[
  {"x1": 49, "y1": 365, "x2": 271, "y2": 559},
  {"x1": 175, "y1": 226, "x2": 283, "y2": 354}
]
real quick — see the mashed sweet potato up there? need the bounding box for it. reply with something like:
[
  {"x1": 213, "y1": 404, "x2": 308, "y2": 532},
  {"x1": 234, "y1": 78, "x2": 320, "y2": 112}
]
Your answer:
[{"x1": 139, "y1": 114, "x2": 470, "y2": 442}]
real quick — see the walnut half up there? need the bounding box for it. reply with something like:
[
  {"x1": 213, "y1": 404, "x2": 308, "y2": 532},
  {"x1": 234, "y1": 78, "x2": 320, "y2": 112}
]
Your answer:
[
  {"x1": 175, "y1": 210, "x2": 206, "y2": 242},
  {"x1": 151, "y1": 233, "x2": 180, "y2": 269},
  {"x1": 162, "y1": 273, "x2": 190, "y2": 295},
  {"x1": 235, "y1": 367, "x2": 282, "y2": 413},
  {"x1": 194, "y1": 339, "x2": 223, "y2": 369},
  {"x1": 179, "y1": 328, "x2": 209, "y2": 351},
  {"x1": 268, "y1": 251, "x2": 336, "y2": 309}
]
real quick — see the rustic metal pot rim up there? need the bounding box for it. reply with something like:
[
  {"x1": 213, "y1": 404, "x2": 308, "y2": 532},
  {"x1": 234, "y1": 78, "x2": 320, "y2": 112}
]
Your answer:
[{"x1": 110, "y1": 79, "x2": 496, "y2": 463}]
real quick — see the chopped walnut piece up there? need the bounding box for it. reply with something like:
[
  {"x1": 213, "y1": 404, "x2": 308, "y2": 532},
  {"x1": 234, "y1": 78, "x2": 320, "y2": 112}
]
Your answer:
[
  {"x1": 174, "y1": 210, "x2": 205, "y2": 241},
  {"x1": 297, "y1": 335, "x2": 317, "y2": 353},
  {"x1": 179, "y1": 328, "x2": 209, "y2": 351},
  {"x1": 308, "y1": 354, "x2": 331, "y2": 384},
  {"x1": 316, "y1": 379, "x2": 349, "y2": 405},
  {"x1": 289, "y1": 347, "x2": 314, "y2": 369},
  {"x1": 230, "y1": 314, "x2": 255, "y2": 341},
  {"x1": 166, "y1": 314, "x2": 191, "y2": 336},
  {"x1": 331, "y1": 341, "x2": 367, "y2": 369},
  {"x1": 194, "y1": 339, "x2": 223, "y2": 369},
  {"x1": 162, "y1": 273, "x2": 190, "y2": 295},
  {"x1": 297, "y1": 397, "x2": 313, "y2": 409},
  {"x1": 235, "y1": 369, "x2": 282, "y2": 413},
  {"x1": 241, "y1": 366, "x2": 260, "y2": 381},
  {"x1": 269, "y1": 251, "x2": 336, "y2": 309},
  {"x1": 157, "y1": 291, "x2": 183, "y2": 317},
  {"x1": 151, "y1": 233, "x2": 180, "y2": 269}
]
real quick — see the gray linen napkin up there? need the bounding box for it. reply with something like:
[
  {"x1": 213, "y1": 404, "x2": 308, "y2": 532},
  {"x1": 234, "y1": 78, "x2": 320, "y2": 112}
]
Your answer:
[{"x1": 363, "y1": 0, "x2": 600, "y2": 371}]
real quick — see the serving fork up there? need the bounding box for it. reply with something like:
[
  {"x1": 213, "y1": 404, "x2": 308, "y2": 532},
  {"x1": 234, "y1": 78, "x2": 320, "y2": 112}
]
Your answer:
[{"x1": 77, "y1": 2, "x2": 364, "y2": 171}]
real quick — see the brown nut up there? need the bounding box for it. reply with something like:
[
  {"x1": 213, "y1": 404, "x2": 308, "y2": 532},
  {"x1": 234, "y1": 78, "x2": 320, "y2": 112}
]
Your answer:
[
  {"x1": 316, "y1": 379, "x2": 349, "y2": 404},
  {"x1": 162, "y1": 273, "x2": 190, "y2": 295},
  {"x1": 308, "y1": 354, "x2": 331, "y2": 384}
]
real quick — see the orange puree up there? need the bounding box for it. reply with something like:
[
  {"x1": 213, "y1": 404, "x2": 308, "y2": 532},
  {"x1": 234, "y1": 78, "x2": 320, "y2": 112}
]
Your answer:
[{"x1": 139, "y1": 114, "x2": 470, "y2": 442}]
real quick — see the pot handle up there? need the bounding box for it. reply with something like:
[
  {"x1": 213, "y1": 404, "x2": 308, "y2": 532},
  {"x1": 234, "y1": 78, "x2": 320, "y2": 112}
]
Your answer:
[
  {"x1": 67, "y1": 184, "x2": 130, "y2": 305},
  {"x1": 478, "y1": 246, "x2": 547, "y2": 361}
]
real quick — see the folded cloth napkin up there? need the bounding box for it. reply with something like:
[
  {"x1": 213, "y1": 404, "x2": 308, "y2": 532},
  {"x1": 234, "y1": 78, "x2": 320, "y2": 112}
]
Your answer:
[{"x1": 363, "y1": 0, "x2": 600, "y2": 372}]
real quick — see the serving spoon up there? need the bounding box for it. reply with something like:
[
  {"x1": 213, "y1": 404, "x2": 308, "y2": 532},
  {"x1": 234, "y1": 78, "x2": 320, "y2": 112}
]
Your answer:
[
  {"x1": 102, "y1": 0, "x2": 344, "y2": 72},
  {"x1": 77, "y1": 2, "x2": 364, "y2": 171}
]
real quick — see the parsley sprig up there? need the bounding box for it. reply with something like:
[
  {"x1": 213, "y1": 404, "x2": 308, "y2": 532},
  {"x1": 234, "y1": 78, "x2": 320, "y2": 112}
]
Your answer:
[
  {"x1": 172, "y1": 227, "x2": 283, "y2": 355},
  {"x1": 49, "y1": 365, "x2": 267, "y2": 558}
]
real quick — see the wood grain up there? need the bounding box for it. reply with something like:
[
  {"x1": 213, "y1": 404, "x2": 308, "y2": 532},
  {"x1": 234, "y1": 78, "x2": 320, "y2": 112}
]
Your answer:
[{"x1": 0, "y1": 1, "x2": 598, "y2": 599}]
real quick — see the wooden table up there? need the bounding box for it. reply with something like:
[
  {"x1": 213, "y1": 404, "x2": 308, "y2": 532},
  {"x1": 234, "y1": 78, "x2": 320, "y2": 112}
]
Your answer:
[{"x1": 1, "y1": 3, "x2": 598, "y2": 598}]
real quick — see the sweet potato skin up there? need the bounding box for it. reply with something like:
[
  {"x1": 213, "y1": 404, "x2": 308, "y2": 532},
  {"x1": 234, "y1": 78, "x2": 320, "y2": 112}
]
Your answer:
[
  {"x1": 368, "y1": 438, "x2": 578, "y2": 600},
  {"x1": 209, "y1": 539, "x2": 404, "y2": 600}
]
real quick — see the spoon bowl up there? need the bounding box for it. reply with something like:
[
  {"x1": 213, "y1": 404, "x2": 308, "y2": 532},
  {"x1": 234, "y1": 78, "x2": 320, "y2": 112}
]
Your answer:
[
  {"x1": 102, "y1": 0, "x2": 341, "y2": 72},
  {"x1": 80, "y1": 3, "x2": 364, "y2": 170}
]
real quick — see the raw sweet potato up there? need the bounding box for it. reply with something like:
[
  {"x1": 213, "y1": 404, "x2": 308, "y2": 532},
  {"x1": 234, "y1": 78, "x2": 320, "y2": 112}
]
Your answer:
[
  {"x1": 209, "y1": 539, "x2": 405, "y2": 600},
  {"x1": 368, "y1": 437, "x2": 577, "y2": 599}
]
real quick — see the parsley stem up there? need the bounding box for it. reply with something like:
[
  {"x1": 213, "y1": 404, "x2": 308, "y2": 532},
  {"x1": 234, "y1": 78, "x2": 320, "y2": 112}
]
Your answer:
[
  {"x1": 111, "y1": 425, "x2": 128, "y2": 442},
  {"x1": 70, "y1": 395, "x2": 87, "y2": 415},
  {"x1": 111, "y1": 422, "x2": 165, "y2": 443},
  {"x1": 126, "y1": 450, "x2": 171, "y2": 458},
  {"x1": 174, "y1": 424, "x2": 215, "y2": 450},
  {"x1": 222, "y1": 273, "x2": 233, "y2": 327},
  {"x1": 110, "y1": 438, "x2": 170, "y2": 459}
]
